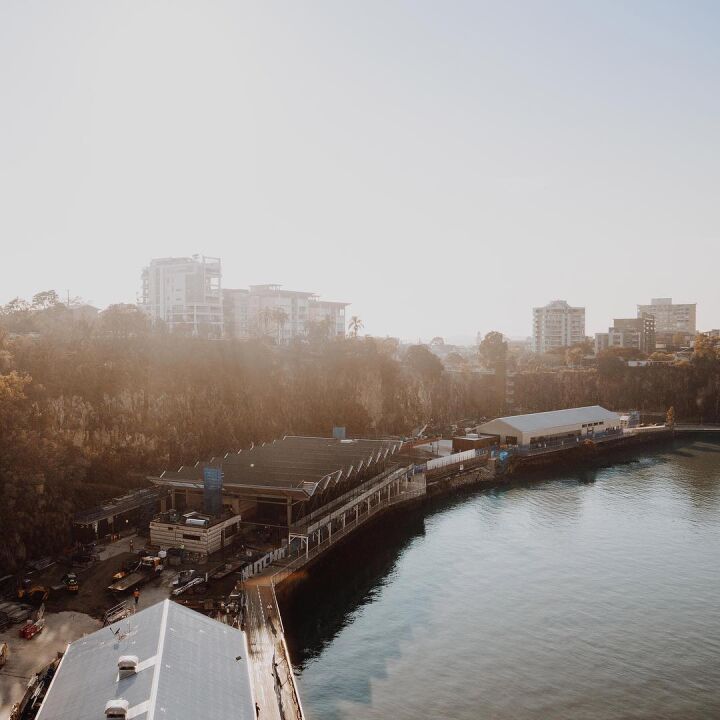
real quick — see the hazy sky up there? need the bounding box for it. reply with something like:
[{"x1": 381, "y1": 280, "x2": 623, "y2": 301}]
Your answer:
[{"x1": 1, "y1": 1, "x2": 719, "y2": 341}]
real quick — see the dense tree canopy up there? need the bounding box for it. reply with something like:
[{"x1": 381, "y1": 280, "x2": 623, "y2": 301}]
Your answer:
[
  {"x1": 2, "y1": 302, "x2": 720, "y2": 572},
  {"x1": 0, "y1": 307, "x2": 491, "y2": 572}
]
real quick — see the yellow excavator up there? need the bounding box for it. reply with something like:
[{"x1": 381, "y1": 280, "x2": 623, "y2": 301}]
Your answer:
[{"x1": 17, "y1": 580, "x2": 49, "y2": 604}]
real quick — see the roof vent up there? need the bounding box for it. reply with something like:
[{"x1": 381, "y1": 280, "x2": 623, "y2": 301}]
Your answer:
[
  {"x1": 105, "y1": 698, "x2": 129, "y2": 719},
  {"x1": 117, "y1": 655, "x2": 139, "y2": 678}
]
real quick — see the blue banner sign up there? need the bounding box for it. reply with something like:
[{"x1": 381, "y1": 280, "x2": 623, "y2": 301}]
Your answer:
[{"x1": 203, "y1": 467, "x2": 223, "y2": 516}]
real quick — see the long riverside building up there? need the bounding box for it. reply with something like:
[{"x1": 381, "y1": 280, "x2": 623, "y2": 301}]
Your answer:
[{"x1": 148, "y1": 436, "x2": 403, "y2": 545}]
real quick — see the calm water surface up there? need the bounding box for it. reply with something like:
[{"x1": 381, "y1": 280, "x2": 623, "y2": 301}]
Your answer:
[{"x1": 285, "y1": 439, "x2": 720, "y2": 720}]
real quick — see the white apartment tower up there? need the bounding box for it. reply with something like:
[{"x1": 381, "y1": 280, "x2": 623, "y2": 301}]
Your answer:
[
  {"x1": 308, "y1": 299, "x2": 349, "y2": 338},
  {"x1": 532, "y1": 300, "x2": 586, "y2": 353},
  {"x1": 141, "y1": 256, "x2": 223, "y2": 337},
  {"x1": 222, "y1": 285, "x2": 349, "y2": 343}
]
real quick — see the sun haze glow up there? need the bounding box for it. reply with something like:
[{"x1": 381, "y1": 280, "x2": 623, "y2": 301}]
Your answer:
[{"x1": 1, "y1": 1, "x2": 719, "y2": 340}]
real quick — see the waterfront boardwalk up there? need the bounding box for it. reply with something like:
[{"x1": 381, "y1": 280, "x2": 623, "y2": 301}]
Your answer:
[
  {"x1": 675, "y1": 424, "x2": 720, "y2": 433},
  {"x1": 245, "y1": 578, "x2": 304, "y2": 720},
  {"x1": 243, "y1": 470, "x2": 427, "y2": 720}
]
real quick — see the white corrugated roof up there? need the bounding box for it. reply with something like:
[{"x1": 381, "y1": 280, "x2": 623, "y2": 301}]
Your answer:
[
  {"x1": 481, "y1": 406, "x2": 620, "y2": 433},
  {"x1": 36, "y1": 600, "x2": 255, "y2": 720}
]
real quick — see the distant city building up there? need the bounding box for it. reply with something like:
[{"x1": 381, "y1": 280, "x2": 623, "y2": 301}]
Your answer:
[
  {"x1": 222, "y1": 287, "x2": 251, "y2": 338},
  {"x1": 140, "y1": 256, "x2": 223, "y2": 337},
  {"x1": 223, "y1": 285, "x2": 348, "y2": 342},
  {"x1": 637, "y1": 298, "x2": 696, "y2": 335},
  {"x1": 532, "y1": 300, "x2": 586, "y2": 353},
  {"x1": 308, "y1": 299, "x2": 349, "y2": 338},
  {"x1": 141, "y1": 257, "x2": 349, "y2": 342},
  {"x1": 595, "y1": 332, "x2": 610, "y2": 354},
  {"x1": 595, "y1": 314, "x2": 656, "y2": 355}
]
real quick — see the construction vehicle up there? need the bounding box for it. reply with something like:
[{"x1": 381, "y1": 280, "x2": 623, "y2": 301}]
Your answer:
[
  {"x1": 112, "y1": 558, "x2": 140, "y2": 581},
  {"x1": 171, "y1": 575, "x2": 206, "y2": 597},
  {"x1": 61, "y1": 572, "x2": 79, "y2": 593},
  {"x1": 19, "y1": 605, "x2": 45, "y2": 640},
  {"x1": 107, "y1": 555, "x2": 163, "y2": 593},
  {"x1": 17, "y1": 579, "x2": 49, "y2": 605}
]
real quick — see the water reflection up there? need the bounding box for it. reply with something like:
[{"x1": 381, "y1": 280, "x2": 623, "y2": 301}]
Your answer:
[
  {"x1": 281, "y1": 508, "x2": 426, "y2": 669},
  {"x1": 289, "y1": 438, "x2": 720, "y2": 720}
]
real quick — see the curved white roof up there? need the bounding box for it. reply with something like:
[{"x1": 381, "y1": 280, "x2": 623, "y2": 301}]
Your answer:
[{"x1": 480, "y1": 406, "x2": 620, "y2": 433}]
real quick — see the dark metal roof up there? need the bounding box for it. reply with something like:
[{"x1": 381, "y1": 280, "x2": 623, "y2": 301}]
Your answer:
[
  {"x1": 151, "y1": 436, "x2": 401, "y2": 499},
  {"x1": 36, "y1": 599, "x2": 255, "y2": 720}
]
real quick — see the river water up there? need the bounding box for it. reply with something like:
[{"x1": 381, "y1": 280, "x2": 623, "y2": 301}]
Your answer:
[{"x1": 284, "y1": 438, "x2": 720, "y2": 720}]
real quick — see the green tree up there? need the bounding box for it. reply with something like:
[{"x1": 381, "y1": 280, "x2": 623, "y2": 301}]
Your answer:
[
  {"x1": 692, "y1": 333, "x2": 719, "y2": 362},
  {"x1": 478, "y1": 331, "x2": 507, "y2": 371},
  {"x1": 32, "y1": 289, "x2": 61, "y2": 310},
  {"x1": 271, "y1": 307, "x2": 289, "y2": 343},
  {"x1": 666, "y1": 406, "x2": 675, "y2": 427},
  {"x1": 405, "y1": 345, "x2": 443, "y2": 381},
  {"x1": 348, "y1": 316, "x2": 364, "y2": 338},
  {"x1": 100, "y1": 304, "x2": 149, "y2": 337}
]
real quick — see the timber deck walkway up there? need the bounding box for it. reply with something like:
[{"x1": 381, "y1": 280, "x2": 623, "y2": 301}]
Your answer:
[
  {"x1": 675, "y1": 424, "x2": 720, "y2": 433},
  {"x1": 244, "y1": 579, "x2": 304, "y2": 720}
]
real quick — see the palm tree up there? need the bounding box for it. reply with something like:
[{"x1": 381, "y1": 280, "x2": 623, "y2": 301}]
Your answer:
[
  {"x1": 348, "y1": 315, "x2": 364, "y2": 338},
  {"x1": 271, "y1": 307, "x2": 289, "y2": 343}
]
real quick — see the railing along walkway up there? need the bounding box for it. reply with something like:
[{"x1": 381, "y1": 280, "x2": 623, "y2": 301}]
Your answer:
[
  {"x1": 271, "y1": 477, "x2": 426, "y2": 585},
  {"x1": 241, "y1": 473, "x2": 425, "y2": 720}
]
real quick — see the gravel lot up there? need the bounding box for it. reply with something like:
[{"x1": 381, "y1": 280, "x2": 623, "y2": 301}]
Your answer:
[{"x1": 0, "y1": 610, "x2": 101, "y2": 717}]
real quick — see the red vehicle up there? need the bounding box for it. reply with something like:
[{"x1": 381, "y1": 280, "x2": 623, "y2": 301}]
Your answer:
[
  {"x1": 20, "y1": 605, "x2": 45, "y2": 640},
  {"x1": 19, "y1": 618, "x2": 44, "y2": 639}
]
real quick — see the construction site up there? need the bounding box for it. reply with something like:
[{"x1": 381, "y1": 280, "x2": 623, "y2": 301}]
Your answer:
[{"x1": 1, "y1": 430, "x2": 497, "y2": 720}]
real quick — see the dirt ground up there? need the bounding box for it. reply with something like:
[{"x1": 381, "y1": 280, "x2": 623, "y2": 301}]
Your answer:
[
  {"x1": 0, "y1": 610, "x2": 101, "y2": 717},
  {"x1": 33, "y1": 551, "x2": 151, "y2": 618},
  {"x1": 0, "y1": 538, "x2": 262, "y2": 718},
  {"x1": 0, "y1": 534, "x2": 257, "y2": 715}
]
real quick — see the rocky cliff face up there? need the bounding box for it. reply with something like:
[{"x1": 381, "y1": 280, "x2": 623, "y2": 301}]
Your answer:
[{"x1": 0, "y1": 333, "x2": 498, "y2": 572}]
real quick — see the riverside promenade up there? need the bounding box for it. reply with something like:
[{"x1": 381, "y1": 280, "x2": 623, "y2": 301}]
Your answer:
[
  {"x1": 241, "y1": 468, "x2": 427, "y2": 720},
  {"x1": 674, "y1": 423, "x2": 720, "y2": 434},
  {"x1": 239, "y1": 421, "x2": 683, "y2": 718}
]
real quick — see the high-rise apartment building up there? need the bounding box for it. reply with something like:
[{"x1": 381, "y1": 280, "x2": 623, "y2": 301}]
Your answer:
[
  {"x1": 243, "y1": 284, "x2": 315, "y2": 343},
  {"x1": 222, "y1": 285, "x2": 349, "y2": 342},
  {"x1": 142, "y1": 256, "x2": 349, "y2": 342},
  {"x1": 532, "y1": 300, "x2": 586, "y2": 353},
  {"x1": 308, "y1": 299, "x2": 349, "y2": 338},
  {"x1": 140, "y1": 256, "x2": 223, "y2": 337},
  {"x1": 637, "y1": 298, "x2": 696, "y2": 334}
]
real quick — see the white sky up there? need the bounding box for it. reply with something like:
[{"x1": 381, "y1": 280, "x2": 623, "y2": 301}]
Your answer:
[{"x1": 1, "y1": 1, "x2": 719, "y2": 341}]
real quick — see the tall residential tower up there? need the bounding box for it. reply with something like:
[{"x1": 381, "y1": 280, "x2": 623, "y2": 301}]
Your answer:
[
  {"x1": 140, "y1": 256, "x2": 223, "y2": 337},
  {"x1": 532, "y1": 300, "x2": 586, "y2": 353}
]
